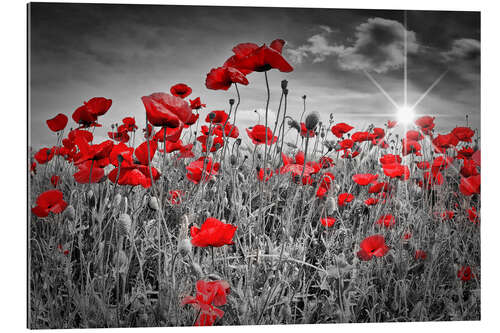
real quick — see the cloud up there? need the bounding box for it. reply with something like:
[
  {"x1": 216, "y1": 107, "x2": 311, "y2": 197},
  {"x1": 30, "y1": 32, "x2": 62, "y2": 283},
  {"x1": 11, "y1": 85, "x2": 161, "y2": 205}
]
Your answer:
[
  {"x1": 338, "y1": 18, "x2": 418, "y2": 73},
  {"x1": 442, "y1": 38, "x2": 480, "y2": 62},
  {"x1": 286, "y1": 26, "x2": 345, "y2": 64}
]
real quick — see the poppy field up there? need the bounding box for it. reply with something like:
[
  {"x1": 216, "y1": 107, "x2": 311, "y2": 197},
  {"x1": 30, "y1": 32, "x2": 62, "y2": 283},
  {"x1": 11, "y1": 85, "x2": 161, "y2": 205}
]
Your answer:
[{"x1": 28, "y1": 37, "x2": 480, "y2": 328}]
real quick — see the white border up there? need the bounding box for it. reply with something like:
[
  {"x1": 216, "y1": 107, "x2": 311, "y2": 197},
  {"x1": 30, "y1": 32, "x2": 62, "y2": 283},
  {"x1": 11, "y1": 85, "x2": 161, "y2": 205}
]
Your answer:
[{"x1": 2, "y1": 1, "x2": 499, "y2": 332}]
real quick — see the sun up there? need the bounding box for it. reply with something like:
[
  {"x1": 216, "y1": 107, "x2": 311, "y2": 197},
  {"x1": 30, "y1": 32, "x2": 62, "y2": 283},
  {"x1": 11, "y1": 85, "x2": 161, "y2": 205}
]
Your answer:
[{"x1": 396, "y1": 105, "x2": 415, "y2": 125}]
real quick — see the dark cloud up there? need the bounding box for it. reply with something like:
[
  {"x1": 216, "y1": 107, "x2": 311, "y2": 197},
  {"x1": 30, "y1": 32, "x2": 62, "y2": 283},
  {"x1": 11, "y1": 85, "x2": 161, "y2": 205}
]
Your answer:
[{"x1": 442, "y1": 38, "x2": 480, "y2": 62}]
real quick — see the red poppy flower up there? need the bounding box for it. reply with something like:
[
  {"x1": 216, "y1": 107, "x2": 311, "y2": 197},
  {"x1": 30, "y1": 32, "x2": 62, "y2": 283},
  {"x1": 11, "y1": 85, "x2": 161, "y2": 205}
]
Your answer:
[
  {"x1": 300, "y1": 122, "x2": 316, "y2": 138},
  {"x1": 380, "y1": 154, "x2": 402, "y2": 165},
  {"x1": 233, "y1": 39, "x2": 293, "y2": 73},
  {"x1": 352, "y1": 173, "x2": 379, "y2": 186},
  {"x1": 205, "y1": 66, "x2": 249, "y2": 91},
  {"x1": 459, "y1": 175, "x2": 480, "y2": 196},
  {"x1": 108, "y1": 130, "x2": 130, "y2": 143},
  {"x1": 154, "y1": 126, "x2": 183, "y2": 143},
  {"x1": 338, "y1": 193, "x2": 354, "y2": 207},
  {"x1": 414, "y1": 250, "x2": 427, "y2": 260},
  {"x1": 280, "y1": 163, "x2": 315, "y2": 177},
  {"x1": 46, "y1": 113, "x2": 68, "y2": 132},
  {"x1": 352, "y1": 131, "x2": 372, "y2": 143},
  {"x1": 451, "y1": 127, "x2": 474, "y2": 143},
  {"x1": 162, "y1": 140, "x2": 184, "y2": 153},
  {"x1": 369, "y1": 182, "x2": 391, "y2": 194},
  {"x1": 258, "y1": 168, "x2": 273, "y2": 182},
  {"x1": 472, "y1": 149, "x2": 481, "y2": 166},
  {"x1": 170, "y1": 83, "x2": 192, "y2": 99},
  {"x1": 416, "y1": 161, "x2": 430, "y2": 170},
  {"x1": 402, "y1": 139, "x2": 422, "y2": 156},
  {"x1": 246, "y1": 125, "x2": 277, "y2": 145},
  {"x1": 320, "y1": 217, "x2": 336, "y2": 227},
  {"x1": 457, "y1": 146, "x2": 475, "y2": 160},
  {"x1": 184, "y1": 113, "x2": 200, "y2": 128},
  {"x1": 72, "y1": 97, "x2": 112, "y2": 128},
  {"x1": 189, "y1": 97, "x2": 206, "y2": 110},
  {"x1": 143, "y1": 124, "x2": 154, "y2": 139},
  {"x1": 169, "y1": 190, "x2": 183, "y2": 204},
  {"x1": 422, "y1": 171, "x2": 444, "y2": 188},
  {"x1": 383, "y1": 163, "x2": 410, "y2": 180},
  {"x1": 337, "y1": 139, "x2": 354, "y2": 150},
  {"x1": 431, "y1": 156, "x2": 454, "y2": 175},
  {"x1": 371, "y1": 127, "x2": 385, "y2": 141},
  {"x1": 30, "y1": 162, "x2": 37, "y2": 174},
  {"x1": 406, "y1": 130, "x2": 424, "y2": 141},
  {"x1": 73, "y1": 139, "x2": 113, "y2": 167},
  {"x1": 433, "y1": 133, "x2": 459, "y2": 153},
  {"x1": 387, "y1": 120, "x2": 397, "y2": 128},
  {"x1": 197, "y1": 134, "x2": 224, "y2": 153},
  {"x1": 34, "y1": 147, "x2": 55, "y2": 164},
  {"x1": 74, "y1": 160, "x2": 105, "y2": 184},
  {"x1": 331, "y1": 122, "x2": 354, "y2": 138},
  {"x1": 186, "y1": 157, "x2": 220, "y2": 184},
  {"x1": 205, "y1": 110, "x2": 229, "y2": 124},
  {"x1": 178, "y1": 143, "x2": 195, "y2": 159},
  {"x1": 356, "y1": 235, "x2": 389, "y2": 261},
  {"x1": 31, "y1": 189, "x2": 68, "y2": 217},
  {"x1": 142, "y1": 92, "x2": 193, "y2": 128},
  {"x1": 108, "y1": 165, "x2": 160, "y2": 188},
  {"x1": 441, "y1": 211, "x2": 455, "y2": 220},
  {"x1": 181, "y1": 280, "x2": 230, "y2": 326},
  {"x1": 376, "y1": 214, "x2": 396, "y2": 228},
  {"x1": 468, "y1": 207, "x2": 479, "y2": 224},
  {"x1": 457, "y1": 266, "x2": 474, "y2": 281},
  {"x1": 319, "y1": 156, "x2": 334, "y2": 169},
  {"x1": 50, "y1": 175, "x2": 60, "y2": 187},
  {"x1": 190, "y1": 218, "x2": 237, "y2": 248},
  {"x1": 364, "y1": 197, "x2": 379, "y2": 206},
  {"x1": 403, "y1": 232, "x2": 412, "y2": 240},
  {"x1": 460, "y1": 159, "x2": 479, "y2": 177},
  {"x1": 415, "y1": 116, "x2": 435, "y2": 135},
  {"x1": 121, "y1": 117, "x2": 138, "y2": 131}
]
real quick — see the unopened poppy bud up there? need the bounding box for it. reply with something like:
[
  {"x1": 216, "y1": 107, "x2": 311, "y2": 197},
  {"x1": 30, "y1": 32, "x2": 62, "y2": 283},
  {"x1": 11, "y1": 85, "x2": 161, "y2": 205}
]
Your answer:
[
  {"x1": 230, "y1": 154, "x2": 238, "y2": 166},
  {"x1": 281, "y1": 79, "x2": 288, "y2": 90},
  {"x1": 178, "y1": 238, "x2": 192, "y2": 257},
  {"x1": 283, "y1": 88, "x2": 289, "y2": 96},
  {"x1": 87, "y1": 190, "x2": 95, "y2": 207},
  {"x1": 302, "y1": 95, "x2": 306, "y2": 100},
  {"x1": 325, "y1": 197, "x2": 337, "y2": 214},
  {"x1": 235, "y1": 138, "x2": 242, "y2": 145},
  {"x1": 287, "y1": 119, "x2": 300, "y2": 132},
  {"x1": 229, "y1": 98, "x2": 235, "y2": 106},
  {"x1": 305, "y1": 111, "x2": 320, "y2": 131},
  {"x1": 113, "y1": 193, "x2": 122, "y2": 207},
  {"x1": 148, "y1": 196, "x2": 159, "y2": 211},
  {"x1": 121, "y1": 196, "x2": 128, "y2": 214},
  {"x1": 190, "y1": 261, "x2": 203, "y2": 278},
  {"x1": 64, "y1": 205, "x2": 75, "y2": 221},
  {"x1": 117, "y1": 213, "x2": 132, "y2": 238}
]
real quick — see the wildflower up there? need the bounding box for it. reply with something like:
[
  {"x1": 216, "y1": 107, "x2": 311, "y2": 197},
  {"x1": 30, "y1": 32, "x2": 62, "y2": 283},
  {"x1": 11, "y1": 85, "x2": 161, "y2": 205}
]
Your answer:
[
  {"x1": 415, "y1": 116, "x2": 435, "y2": 135},
  {"x1": 338, "y1": 193, "x2": 354, "y2": 207},
  {"x1": 246, "y1": 125, "x2": 277, "y2": 145},
  {"x1": 181, "y1": 280, "x2": 230, "y2": 326},
  {"x1": 186, "y1": 157, "x2": 220, "y2": 184},
  {"x1": 356, "y1": 234, "x2": 389, "y2": 261},
  {"x1": 376, "y1": 214, "x2": 396, "y2": 228},
  {"x1": 72, "y1": 97, "x2": 112, "y2": 128},
  {"x1": 205, "y1": 66, "x2": 249, "y2": 90},
  {"x1": 320, "y1": 217, "x2": 336, "y2": 227},
  {"x1": 331, "y1": 122, "x2": 354, "y2": 138},
  {"x1": 459, "y1": 175, "x2": 480, "y2": 196},
  {"x1": 46, "y1": 113, "x2": 68, "y2": 132},
  {"x1": 50, "y1": 175, "x2": 60, "y2": 187},
  {"x1": 230, "y1": 39, "x2": 293, "y2": 73},
  {"x1": 352, "y1": 173, "x2": 379, "y2": 186},
  {"x1": 457, "y1": 266, "x2": 474, "y2": 281},
  {"x1": 141, "y1": 92, "x2": 193, "y2": 128},
  {"x1": 170, "y1": 83, "x2": 192, "y2": 98},
  {"x1": 190, "y1": 218, "x2": 237, "y2": 248},
  {"x1": 387, "y1": 120, "x2": 397, "y2": 128},
  {"x1": 31, "y1": 189, "x2": 68, "y2": 218},
  {"x1": 34, "y1": 147, "x2": 55, "y2": 164},
  {"x1": 415, "y1": 250, "x2": 427, "y2": 260},
  {"x1": 468, "y1": 206, "x2": 479, "y2": 224},
  {"x1": 451, "y1": 127, "x2": 474, "y2": 143}
]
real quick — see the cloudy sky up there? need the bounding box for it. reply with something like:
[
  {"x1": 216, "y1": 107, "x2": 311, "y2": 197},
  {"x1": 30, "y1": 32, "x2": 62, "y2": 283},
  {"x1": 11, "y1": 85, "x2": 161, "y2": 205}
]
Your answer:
[{"x1": 29, "y1": 3, "x2": 480, "y2": 149}]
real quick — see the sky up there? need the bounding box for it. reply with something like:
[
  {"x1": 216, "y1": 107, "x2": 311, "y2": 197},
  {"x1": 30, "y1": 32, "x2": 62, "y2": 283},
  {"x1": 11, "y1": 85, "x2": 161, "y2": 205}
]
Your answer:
[{"x1": 28, "y1": 3, "x2": 480, "y2": 150}]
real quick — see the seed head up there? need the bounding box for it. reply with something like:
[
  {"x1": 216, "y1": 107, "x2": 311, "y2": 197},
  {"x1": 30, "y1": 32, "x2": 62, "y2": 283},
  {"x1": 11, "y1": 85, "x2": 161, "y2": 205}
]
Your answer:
[
  {"x1": 287, "y1": 119, "x2": 300, "y2": 132},
  {"x1": 305, "y1": 111, "x2": 320, "y2": 131},
  {"x1": 281, "y1": 79, "x2": 288, "y2": 90},
  {"x1": 229, "y1": 98, "x2": 235, "y2": 106}
]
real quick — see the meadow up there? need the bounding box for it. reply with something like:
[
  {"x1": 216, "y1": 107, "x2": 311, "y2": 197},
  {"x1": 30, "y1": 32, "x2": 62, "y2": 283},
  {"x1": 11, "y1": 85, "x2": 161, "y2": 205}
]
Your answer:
[{"x1": 28, "y1": 38, "x2": 480, "y2": 328}]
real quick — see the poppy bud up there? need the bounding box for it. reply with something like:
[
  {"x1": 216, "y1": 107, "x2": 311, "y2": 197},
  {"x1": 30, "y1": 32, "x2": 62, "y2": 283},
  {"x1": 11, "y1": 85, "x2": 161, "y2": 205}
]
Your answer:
[
  {"x1": 190, "y1": 261, "x2": 203, "y2": 278},
  {"x1": 283, "y1": 88, "x2": 289, "y2": 96},
  {"x1": 64, "y1": 205, "x2": 75, "y2": 221},
  {"x1": 117, "y1": 213, "x2": 132, "y2": 238},
  {"x1": 229, "y1": 98, "x2": 235, "y2": 106},
  {"x1": 305, "y1": 111, "x2": 320, "y2": 131},
  {"x1": 87, "y1": 190, "x2": 95, "y2": 207},
  {"x1": 178, "y1": 238, "x2": 192, "y2": 257},
  {"x1": 235, "y1": 138, "x2": 242, "y2": 146},
  {"x1": 287, "y1": 119, "x2": 300, "y2": 132},
  {"x1": 302, "y1": 95, "x2": 306, "y2": 100},
  {"x1": 326, "y1": 197, "x2": 337, "y2": 214},
  {"x1": 115, "y1": 249, "x2": 128, "y2": 274},
  {"x1": 121, "y1": 196, "x2": 128, "y2": 214},
  {"x1": 238, "y1": 302, "x2": 249, "y2": 316},
  {"x1": 281, "y1": 79, "x2": 288, "y2": 90},
  {"x1": 230, "y1": 154, "x2": 238, "y2": 166},
  {"x1": 113, "y1": 193, "x2": 122, "y2": 207},
  {"x1": 148, "y1": 196, "x2": 159, "y2": 211}
]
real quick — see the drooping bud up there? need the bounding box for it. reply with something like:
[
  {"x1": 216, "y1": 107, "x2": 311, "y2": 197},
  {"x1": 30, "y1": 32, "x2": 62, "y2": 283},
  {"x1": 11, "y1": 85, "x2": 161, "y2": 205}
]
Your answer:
[
  {"x1": 117, "y1": 213, "x2": 132, "y2": 238},
  {"x1": 148, "y1": 196, "x2": 159, "y2": 211},
  {"x1": 281, "y1": 79, "x2": 288, "y2": 90},
  {"x1": 287, "y1": 119, "x2": 300, "y2": 132},
  {"x1": 305, "y1": 111, "x2": 320, "y2": 131}
]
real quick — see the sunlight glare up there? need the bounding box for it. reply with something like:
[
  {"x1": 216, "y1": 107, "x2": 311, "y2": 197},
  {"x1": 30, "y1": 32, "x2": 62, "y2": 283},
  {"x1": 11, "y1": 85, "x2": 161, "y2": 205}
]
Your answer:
[{"x1": 396, "y1": 106, "x2": 415, "y2": 125}]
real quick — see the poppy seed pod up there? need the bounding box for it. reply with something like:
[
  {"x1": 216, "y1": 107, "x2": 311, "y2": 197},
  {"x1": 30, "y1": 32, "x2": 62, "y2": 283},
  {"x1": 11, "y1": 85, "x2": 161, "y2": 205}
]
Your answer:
[
  {"x1": 64, "y1": 205, "x2": 75, "y2": 221},
  {"x1": 283, "y1": 88, "x2": 289, "y2": 96},
  {"x1": 305, "y1": 112, "x2": 320, "y2": 131},
  {"x1": 230, "y1": 154, "x2": 238, "y2": 166},
  {"x1": 229, "y1": 98, "x2": 235, "y2": 106},
  {"x1": 148, "y1": 196, "x2": 159, "y2": 211},
  {"x1": 117, "y1": 213, "x2": 132, "y2": 238},
  {"x1": 302, "y1": 95, "x2": 307, "y2": 100},
  {"x1": 281, "y1": 79, "x2": 288, "y2": 90},
  {"x1": 178, "y1": 238, "x2": 192, "y2": 257}
]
